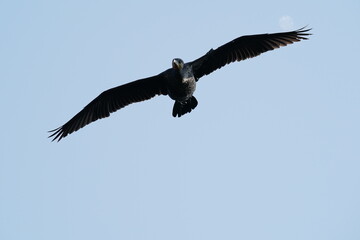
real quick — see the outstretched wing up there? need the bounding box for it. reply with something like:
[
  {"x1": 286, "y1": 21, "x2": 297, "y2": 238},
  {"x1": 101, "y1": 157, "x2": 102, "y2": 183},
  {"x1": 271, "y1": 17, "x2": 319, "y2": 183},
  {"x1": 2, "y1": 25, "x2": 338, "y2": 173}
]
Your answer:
[
  {"x1": 49, "y1": 74, "x2": 168, "y2": 141},
  {"x1": 190, "y1": 27, "x2": 311, "y2": 80}
]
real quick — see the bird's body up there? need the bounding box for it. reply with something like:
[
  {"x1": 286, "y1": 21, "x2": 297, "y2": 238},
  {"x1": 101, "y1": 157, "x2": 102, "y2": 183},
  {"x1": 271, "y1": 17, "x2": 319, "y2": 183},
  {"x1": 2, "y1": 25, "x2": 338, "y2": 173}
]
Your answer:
[
  {"x1": 165, "y1": 59, "x2": 196, "y2": 102},
  {"x1": 49, "y1": 27, "x2": 311, "y2": 141}
]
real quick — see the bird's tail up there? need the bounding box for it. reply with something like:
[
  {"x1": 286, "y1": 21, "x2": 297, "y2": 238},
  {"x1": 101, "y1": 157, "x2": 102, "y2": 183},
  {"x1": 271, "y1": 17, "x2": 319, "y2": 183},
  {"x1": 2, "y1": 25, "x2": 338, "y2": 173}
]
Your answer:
[{"x1": 172, "y1": 96, "x2": 198, "y2": 117}]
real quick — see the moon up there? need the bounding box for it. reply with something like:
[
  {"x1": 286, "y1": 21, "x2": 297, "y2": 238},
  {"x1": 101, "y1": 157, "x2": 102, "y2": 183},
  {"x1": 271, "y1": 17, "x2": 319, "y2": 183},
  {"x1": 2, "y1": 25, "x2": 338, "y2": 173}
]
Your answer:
[{"x1": 279, "y1": 16, "x2": 294, "y2": 31}]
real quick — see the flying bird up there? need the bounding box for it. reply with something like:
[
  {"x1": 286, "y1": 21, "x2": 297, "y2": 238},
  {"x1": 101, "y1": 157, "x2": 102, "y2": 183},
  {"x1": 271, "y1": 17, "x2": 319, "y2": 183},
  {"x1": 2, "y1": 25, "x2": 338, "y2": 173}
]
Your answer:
[{"x1": 49, "y1": 27, "x2": 311, "y2": 141}]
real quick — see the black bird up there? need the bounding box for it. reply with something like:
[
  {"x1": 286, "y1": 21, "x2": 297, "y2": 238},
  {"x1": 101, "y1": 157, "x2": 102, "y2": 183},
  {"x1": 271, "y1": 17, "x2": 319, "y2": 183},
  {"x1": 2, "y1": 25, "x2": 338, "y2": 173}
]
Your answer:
[{"x1": 49, "y1": 27, "x2": 311, "y2": 141}]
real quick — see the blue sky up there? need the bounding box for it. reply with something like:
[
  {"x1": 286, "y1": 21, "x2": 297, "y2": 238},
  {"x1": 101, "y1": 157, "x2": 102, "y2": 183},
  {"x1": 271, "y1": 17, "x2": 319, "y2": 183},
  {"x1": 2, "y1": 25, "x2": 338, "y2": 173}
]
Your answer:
[{"x1": 1, "y1": 0, "x2": 360, "y2": 239}]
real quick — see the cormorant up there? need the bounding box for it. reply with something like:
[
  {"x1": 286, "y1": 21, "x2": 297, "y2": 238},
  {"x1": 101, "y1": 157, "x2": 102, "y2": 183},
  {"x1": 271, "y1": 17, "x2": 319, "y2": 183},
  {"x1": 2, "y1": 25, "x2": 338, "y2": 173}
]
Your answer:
[{"x1": 49, "y1": 27, "x2": 311, "y2": 141}]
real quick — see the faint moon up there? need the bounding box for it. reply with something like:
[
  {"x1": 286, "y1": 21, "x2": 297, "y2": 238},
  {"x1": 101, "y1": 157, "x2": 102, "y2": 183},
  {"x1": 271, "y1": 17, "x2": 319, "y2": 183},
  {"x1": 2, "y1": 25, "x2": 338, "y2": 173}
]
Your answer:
[{"x1": 279, "y1": 16, "x2": 294, "y2": 30}]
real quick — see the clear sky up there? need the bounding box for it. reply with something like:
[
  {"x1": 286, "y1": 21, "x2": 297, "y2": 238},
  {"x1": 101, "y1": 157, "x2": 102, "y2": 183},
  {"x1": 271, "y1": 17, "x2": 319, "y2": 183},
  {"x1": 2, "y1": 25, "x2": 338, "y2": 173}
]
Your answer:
[{"x1": 1, "y1": 0, "x2": 360, "y2": 239}]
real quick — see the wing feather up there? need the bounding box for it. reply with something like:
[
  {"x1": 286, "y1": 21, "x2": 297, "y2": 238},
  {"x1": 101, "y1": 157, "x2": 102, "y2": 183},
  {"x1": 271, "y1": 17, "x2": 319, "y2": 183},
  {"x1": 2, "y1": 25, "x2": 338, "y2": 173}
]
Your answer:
[
  {"x1": 191, "y1": 27, "x2": 311, "y2": 80},
  {"x1": 49, "y1": 74, "x2": 168, "y2": 141}
]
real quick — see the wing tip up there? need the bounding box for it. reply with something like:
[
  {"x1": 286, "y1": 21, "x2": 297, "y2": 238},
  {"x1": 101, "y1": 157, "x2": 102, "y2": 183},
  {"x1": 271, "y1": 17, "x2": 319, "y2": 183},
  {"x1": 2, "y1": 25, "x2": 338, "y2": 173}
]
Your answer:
[
  {"x1": 48, "y1": 126, "x2": 65, "y2": 142},
  {"x1": 295, "y1": 26, "x2": 312, "y2": 40}
]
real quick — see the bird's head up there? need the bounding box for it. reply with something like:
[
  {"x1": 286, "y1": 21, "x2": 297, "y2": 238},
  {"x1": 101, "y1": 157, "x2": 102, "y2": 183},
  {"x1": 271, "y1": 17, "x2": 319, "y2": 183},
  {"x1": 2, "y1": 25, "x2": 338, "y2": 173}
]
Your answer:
[{"x1": 172, "y1": 58, "x2": 184, "y2": 70}]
